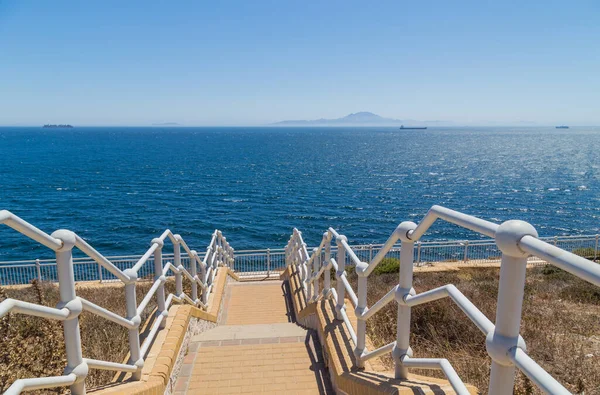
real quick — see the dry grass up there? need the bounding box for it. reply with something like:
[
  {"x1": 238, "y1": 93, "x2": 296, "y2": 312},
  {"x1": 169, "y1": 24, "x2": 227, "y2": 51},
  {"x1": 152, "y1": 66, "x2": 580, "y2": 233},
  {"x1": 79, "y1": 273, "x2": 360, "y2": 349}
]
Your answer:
[
  {"x1": 0, "y1": 279, "x2": 177, "y2": 394},
  {"x1": 345, "y1": 266, "x2": 600, "y2": 394},
  {"x1": 3, "y1": 266, "x2": 599, "y2": 394}
]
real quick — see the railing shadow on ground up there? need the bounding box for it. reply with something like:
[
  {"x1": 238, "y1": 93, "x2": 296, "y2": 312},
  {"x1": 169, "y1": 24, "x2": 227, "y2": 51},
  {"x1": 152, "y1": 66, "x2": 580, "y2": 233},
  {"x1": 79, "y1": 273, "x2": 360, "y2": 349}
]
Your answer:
[
  {"x1": 111, "y1": 305, "x2": 158, "y2": 383},
  {"x1": 317, "y1": 296, "x2": 446, "y2": 394},
  {"x1": 319, "y1": 297, "x2": 358, "y2": 372},
  {"x1": 288, "y1": 264, "x2": 308, "y2": 313},
  {"x1": 304, "y1": 329, "x2": 335, "y2": 395},
  {"x1": 281, "y1": 279, "x2": 297, "y2": 324},
  {"x1": 281, "y1": 265, "x2": 334, "y2": 394}
]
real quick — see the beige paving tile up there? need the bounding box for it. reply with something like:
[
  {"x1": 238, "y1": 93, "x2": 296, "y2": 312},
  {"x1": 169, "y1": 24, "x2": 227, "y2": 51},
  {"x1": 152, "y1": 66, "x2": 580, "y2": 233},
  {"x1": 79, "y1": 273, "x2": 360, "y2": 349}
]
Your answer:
[
  {"x1": 192, "y1": 323, "x2": 307, "y2": 342},
  {"x1": 224, "y1": 282, "x2": 292, "y2": 325},
  {"x1": 186, "y1": 341, "x2": 330, "y2": 394},
  {"x1": 182, "y1": 280, "x2": 332, "y2": 394}
]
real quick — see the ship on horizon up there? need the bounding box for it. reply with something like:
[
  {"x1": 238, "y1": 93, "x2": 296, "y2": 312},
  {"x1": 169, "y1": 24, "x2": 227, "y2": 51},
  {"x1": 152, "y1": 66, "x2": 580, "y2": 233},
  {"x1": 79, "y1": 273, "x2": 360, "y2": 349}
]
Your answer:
[
  {"x1": 43, "y1": 124, "x2": 73, "y2": 128},
  {"x1": 399, "y1": 125, "x2": 427, "y2": 130},
  {"x1": 555, "y1": 125, "x2": 569, "y2": 129}
]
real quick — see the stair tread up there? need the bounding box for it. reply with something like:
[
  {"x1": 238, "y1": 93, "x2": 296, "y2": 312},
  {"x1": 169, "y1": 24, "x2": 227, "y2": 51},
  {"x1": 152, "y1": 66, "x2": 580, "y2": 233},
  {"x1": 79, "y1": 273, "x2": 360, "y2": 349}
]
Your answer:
[{"x1": 191, "y1": 323, "x2": 307, "y2": 342}]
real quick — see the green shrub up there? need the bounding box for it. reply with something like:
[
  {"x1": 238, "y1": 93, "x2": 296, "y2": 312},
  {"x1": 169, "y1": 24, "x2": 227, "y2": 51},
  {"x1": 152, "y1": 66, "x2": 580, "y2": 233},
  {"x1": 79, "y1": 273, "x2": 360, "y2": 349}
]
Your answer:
[
  {"x1": 331, "y1": 258, "x2": 400, "y2": 277},
  {"x1": 373, "y1": 258, "x2": 400, "y2": 275},
  {"x1": 541, "y1": 264, "x2": 565, "y2": 276}
]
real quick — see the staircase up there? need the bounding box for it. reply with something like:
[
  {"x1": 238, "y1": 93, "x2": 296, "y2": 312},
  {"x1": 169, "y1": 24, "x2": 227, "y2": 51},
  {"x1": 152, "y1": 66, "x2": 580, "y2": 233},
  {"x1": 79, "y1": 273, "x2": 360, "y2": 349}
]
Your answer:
[
  {"x1": 3, "y1": 207, "x2": 600, "y2": 394},
  {"x1": 172, "y1": 281, "x2": 333, "y2": 394},
  {"x1": 161, "y1": 270, "x2": 474, "y2": 395}
]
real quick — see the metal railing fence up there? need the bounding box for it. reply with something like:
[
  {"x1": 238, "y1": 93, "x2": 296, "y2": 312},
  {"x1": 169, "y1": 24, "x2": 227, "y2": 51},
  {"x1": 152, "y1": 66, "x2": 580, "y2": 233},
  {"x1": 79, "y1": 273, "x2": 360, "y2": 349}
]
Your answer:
[
  {"x1": 2, "y1": 234, "x2": 598, "y2": 284},
  {"x1": 288, "y1": 206, "x2": 600, "y2": 395},
  {"x1": 0, "y1": 210, "x2": 234, "y2": 394}
]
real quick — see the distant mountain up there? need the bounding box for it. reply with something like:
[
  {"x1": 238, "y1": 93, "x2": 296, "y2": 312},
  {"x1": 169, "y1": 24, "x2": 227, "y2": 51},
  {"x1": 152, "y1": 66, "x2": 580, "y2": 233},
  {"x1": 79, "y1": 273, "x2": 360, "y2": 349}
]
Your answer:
[
  {"x1": 271, "y1": 112, "x2": 437, "y2": 126},
  {"x1": 152, "y1": 122, "x2": 181, "y2": 126}
]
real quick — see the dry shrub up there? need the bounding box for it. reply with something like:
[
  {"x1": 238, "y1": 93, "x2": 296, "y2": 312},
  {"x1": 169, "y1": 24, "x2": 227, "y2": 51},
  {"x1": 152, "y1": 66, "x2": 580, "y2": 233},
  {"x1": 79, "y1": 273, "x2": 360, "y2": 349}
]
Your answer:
[
  {"x1": 0, "y1": 282, "x2": 65, "y2": 394},
  {"x1": 346, "y1": 267, "x2": 600, "y2": 394},
  {"x1": 0, "y1": 279, "x2": 176, "y2": 393}
]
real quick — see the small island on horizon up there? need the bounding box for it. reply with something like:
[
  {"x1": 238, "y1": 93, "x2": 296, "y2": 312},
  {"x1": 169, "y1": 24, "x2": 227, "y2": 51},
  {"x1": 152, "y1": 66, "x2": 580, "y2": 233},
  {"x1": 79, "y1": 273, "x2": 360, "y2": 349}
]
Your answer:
[{"x1": 43, "y1": 124, "x2": 73, "y2": 128}]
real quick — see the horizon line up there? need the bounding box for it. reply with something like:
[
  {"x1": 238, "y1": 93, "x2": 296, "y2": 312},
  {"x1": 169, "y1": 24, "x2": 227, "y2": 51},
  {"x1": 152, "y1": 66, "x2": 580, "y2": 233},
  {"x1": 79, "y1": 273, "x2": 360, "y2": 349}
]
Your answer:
[{"x1": 1, "y1": 124, "x2": 598, "y2": 128}]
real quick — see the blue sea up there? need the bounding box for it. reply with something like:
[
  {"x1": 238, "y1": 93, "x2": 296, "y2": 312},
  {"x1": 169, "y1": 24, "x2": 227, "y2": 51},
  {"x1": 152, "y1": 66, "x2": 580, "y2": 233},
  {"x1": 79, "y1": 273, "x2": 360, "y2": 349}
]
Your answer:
[{"x1": 1, "y1": 126, "x2": 599, "y2": 261}]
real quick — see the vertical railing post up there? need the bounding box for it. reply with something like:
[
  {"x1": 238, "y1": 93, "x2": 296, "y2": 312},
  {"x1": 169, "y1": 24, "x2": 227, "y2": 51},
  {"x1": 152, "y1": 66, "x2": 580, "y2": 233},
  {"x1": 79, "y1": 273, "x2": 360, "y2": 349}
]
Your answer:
[
  {"x1": 311, "y1": 247, "x2": 320, "y2": 302},
  {"x1": 393, "y1": 222, "x2": 417, "y2": 379},
  {"x1": 173, "y1": 236, "x2": 183, "y2": 298},
  {"x1": 355, "y1": 259, "x2": 369, "y2": 367},
  {"x1": 217, "y1": 232, "x2": 223, "y2": 265},
  {"x1": 296, "y1": 238, "x2": 302, "y2": 280},
  {"x1": 214, "y1": 233, "x2": 220, "y2": 267},
  {"x1": 266, "y1": 248, "x2": 271, "y2": 276},
  {"x1": 463, "y1": 240, "x2": 469, "y2": 262},
  {"x1": 296, "y1": 235, "x2": 302, "y2": 277},
  {"x1": 214, "y1": 249, "x2": 220, "y2": 284},
  {"x1": 190, "y1": 249, "x2": 198, "y2": 302},
  {"x1": 289, "y1": 236, "x2": 294, "y2": 266},
  {"x1": 151, "y1": 238, "x2": 167, "y2": 328},
  {"x1": 97, "y1": 262, "x2": 103, "y2": 283},
  {"x1": 306, "y1": 248, "x2": 314, "y2": 301},
  {"x1": 227, "y1": 245, "x2": 232, "y2": 270},
  {"x1": 487, "y1": 221, "x2": 537, "y2": 395},
  {"x1": 221, "y1": 237, "x2": 227, "y2": 267},
  {"x1": 295, "y1": 239, "x2": 301, "y2": 279},
  {"x1": 301, "y1": 241, "x2": 309, "y2": 290},
  {"x1": 122, "y1": 267, "x2": 141, "y2": 380},
  {"x1": 291, "y1": 238, "x2": 296, "y2": 269},
  {"x1": 227, "y1": 244, "x2": 232, "y2": 268},
  {"x1": 416, "y1": 241, "x2": 422, "y2": 266},
  {"x1": 35, "y1": 258, "x2": 42, "y2": 281},
  {"x1": 51, "y1": 230, "x2": 87, "y2": 394},
  {"x1": 594, "y1": 234, "x2": 599, "y2": 261},
  {"x1": 285, "y1": 240, "x2": 290, "y2": 267},
  {"x1": 201, "y1": 247, "x2": 210, "y2": 305},
  {"x1": 210, "y1": 249, "x2": 216, "y2": 287},
  {"x1": 209, "y1": 239, "x2": 217, "y2": 286},
  {"x1": 369, "y1": 244, "x2": 373, "y2": 262},
  {"x1": 323, "y1": 232, "x2": 331, "y2": 296},
  {"x1": 216, "y1": 236, "x2": 224, "y2": 275},
  {"x1": 334, "y1": 235, "x2": 347, "y2": 320}
]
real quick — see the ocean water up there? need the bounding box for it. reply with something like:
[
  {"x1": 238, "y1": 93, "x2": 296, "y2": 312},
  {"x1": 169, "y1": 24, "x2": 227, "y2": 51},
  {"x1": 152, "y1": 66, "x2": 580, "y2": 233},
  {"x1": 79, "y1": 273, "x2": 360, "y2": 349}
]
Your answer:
[{"x1": 1, "y1": 126, "x2": 599, "y2": 261}]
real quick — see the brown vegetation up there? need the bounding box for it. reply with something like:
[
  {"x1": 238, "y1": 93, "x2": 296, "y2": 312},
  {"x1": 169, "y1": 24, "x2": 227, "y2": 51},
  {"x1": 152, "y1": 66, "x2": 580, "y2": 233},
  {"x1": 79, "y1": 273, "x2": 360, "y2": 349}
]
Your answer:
[
  {"x1": 2, "y1": 265, "x2": 599, "y2": 394},
  {"x1": 345, "y1": 265, "x2": 600, "y2": 394},
  {"x1": 0, "y1": 280, "x2": 177, "y2": 394}
]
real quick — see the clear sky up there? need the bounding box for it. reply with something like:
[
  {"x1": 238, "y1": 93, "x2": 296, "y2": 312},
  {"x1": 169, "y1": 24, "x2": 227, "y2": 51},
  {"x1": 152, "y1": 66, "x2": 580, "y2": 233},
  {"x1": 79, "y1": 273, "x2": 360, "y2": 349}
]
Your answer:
[{"x1": 0, "y1": 1, "x2": 598, "y2": 126}]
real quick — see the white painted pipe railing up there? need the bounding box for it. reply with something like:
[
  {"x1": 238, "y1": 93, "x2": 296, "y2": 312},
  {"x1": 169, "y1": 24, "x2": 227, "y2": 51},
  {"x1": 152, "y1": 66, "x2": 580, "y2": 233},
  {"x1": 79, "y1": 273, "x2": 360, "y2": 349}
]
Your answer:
[
  {"x1": 2, "y1": 234, "x2": 598, "y2": 285},
  {"x1": 287, "y1": 205, "x2": 599, "y2": 395},
  {"x1": 0, "y1": 210, "x2": 234, "y2": 395}
]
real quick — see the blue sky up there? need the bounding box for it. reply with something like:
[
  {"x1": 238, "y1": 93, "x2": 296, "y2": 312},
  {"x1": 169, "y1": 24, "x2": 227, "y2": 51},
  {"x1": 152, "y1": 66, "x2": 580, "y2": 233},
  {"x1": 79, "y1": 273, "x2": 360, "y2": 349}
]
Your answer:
[{"x1": 0, "y1": 1, "x2": 598, "y2": 126}]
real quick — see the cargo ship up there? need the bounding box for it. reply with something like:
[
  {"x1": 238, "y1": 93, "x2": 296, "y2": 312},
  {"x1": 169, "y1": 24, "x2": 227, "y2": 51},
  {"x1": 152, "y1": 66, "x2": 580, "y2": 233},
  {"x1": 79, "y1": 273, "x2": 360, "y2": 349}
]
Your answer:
[
  {"x1": 555, "y1": 125, "x2": 569, "y2": 129},
  {"x1": 399, "y1": 125, "x2": 427, "y2": 130},
  {"x1": 43, "y1": 124, "x2": 73, "y2": 128}
]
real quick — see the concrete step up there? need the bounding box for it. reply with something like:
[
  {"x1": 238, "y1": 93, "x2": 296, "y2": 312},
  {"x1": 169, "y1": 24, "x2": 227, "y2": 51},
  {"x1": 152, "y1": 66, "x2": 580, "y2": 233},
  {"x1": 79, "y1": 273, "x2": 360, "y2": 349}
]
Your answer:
[{"x1": 191, "y1": 323, "x2": 306, "y2": 342}]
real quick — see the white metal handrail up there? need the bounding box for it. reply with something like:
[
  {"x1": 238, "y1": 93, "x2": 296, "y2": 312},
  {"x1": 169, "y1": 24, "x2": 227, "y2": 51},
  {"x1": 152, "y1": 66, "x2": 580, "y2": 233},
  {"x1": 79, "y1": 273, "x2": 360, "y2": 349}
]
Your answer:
[
  {"x1": 2, "y1": 234, "x2": 598, "y2": 285},
  {"x1": 0, "y1": 210, "x2": 234, "y2": 395},
  {"x1": 3, "y1": 233, "x2": 597, "y2": 266},
  {"x1": 288, "y1": 205, "x2": 600, "y2": 395},
  {"x1": 285, "y1": 228, "x2": 360, "y2": 358}
]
